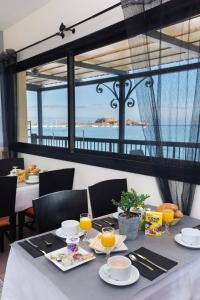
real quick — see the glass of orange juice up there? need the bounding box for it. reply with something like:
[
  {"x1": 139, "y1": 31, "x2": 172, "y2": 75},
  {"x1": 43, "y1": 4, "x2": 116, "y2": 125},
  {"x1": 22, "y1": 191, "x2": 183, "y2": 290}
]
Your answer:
[
  {"x1": 80, "y1": 213, "x2": 92, "y2": 242},
  {"x1": 162, "y1": 209, "x2": 174, "y2": 234},
  {"x1": 101, "y1": 227, "x2": 116, "y2": 260}
]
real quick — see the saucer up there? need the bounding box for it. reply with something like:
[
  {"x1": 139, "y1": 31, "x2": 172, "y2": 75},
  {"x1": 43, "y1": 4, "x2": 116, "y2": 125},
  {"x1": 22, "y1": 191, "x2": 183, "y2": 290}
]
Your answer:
[
  {"x1": 55, "y1": 228, "x2": 84, "y2": 239},
  {"x1": 99, "y1": 264, "x2": 139, "y2": 286},
  {"x1": 174, "y1": 233, "x2": 200, "y2": 249}
]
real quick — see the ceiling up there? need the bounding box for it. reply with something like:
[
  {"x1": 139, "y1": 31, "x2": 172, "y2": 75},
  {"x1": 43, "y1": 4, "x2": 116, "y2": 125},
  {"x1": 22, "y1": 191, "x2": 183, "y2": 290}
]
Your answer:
[
  {"x1": 26, "y1": 15, "x2": 200, "y2": 87},
  {"x1": 0, "y1": 0, "x2": 50, "y2": 30}
]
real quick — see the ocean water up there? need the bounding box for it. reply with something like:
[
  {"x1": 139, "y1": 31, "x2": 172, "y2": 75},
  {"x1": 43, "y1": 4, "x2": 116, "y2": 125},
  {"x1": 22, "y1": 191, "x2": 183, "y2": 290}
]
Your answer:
[{"x1": 31, "y1": 125, "x2": 191, "y2": 142}]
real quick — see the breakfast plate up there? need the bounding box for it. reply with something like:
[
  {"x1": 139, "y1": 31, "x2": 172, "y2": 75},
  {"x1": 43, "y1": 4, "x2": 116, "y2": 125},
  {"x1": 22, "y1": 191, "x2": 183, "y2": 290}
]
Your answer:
[
  {"x1": 99, "y1": 264, "x2": 139, "y2": 286},
  {"x1": 92, "y1": 241, "x2": 128, "y2": 254},
  {"x1": 55, "y1": 228, "x2": 84, "y2": 239},
  {"x1": 174, "y1": 233, "x2": 200, "y2": 249},
  {"x1": 45, "y1": 246, "x2": 95, "y2": 271}
]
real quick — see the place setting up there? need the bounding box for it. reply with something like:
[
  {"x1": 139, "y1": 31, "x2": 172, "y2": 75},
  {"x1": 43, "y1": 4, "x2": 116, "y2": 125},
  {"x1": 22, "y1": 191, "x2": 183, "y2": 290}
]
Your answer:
[
  {"x1": 8, "y1": 164, "x2": 41, "y2": 184},
  {"x1": 174, "y1": 227, "x2": 200, "y2": 249}
]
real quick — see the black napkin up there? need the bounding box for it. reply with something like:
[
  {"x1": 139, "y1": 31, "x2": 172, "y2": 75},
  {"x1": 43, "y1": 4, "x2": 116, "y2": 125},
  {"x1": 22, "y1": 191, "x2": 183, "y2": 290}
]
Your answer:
[
  {"x1": 93, "y1": 217, "x2": 118, "y2": 232},
  {"x1": 18, "y1": 233, "x2": 67, "y2": 258},
  {"x1": 127, "y1": 247, "x2": 178, "y2": 281}
]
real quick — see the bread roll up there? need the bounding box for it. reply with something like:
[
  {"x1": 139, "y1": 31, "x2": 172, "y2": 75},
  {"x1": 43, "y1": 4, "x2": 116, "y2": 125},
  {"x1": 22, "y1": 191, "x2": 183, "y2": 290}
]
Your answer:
[
  {"x1": 156, "y1": 203, "x2": 178, "y2": 212},
  {"x1": 174, "y1": 210, "x2": 183, "y2": 218}
]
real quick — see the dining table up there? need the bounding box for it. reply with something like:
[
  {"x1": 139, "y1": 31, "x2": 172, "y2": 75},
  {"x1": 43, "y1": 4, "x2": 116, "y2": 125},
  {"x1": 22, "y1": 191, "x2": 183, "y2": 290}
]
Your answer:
[
  {"x1": 15, "y1": 182, "x2": 39, "y2": 212},
  {"x1": 2, "y1": 214, "x2": 200, "y2": 300}
]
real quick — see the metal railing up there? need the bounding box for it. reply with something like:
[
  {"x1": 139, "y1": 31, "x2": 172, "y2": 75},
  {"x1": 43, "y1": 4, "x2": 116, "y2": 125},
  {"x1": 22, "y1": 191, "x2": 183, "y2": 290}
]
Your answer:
[{"x1": 30, "y1": 133, "x2": 200, "y2": 161}]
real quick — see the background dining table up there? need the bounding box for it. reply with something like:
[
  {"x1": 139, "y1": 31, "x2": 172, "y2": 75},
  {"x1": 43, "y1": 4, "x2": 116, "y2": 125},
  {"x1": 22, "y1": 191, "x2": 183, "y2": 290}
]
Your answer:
[
  {"x1": 15, "y1": 182, "x2": 39, "y2": 212},
  {"x1": 2, "y1": 214, "x2": 200, "y2": 300}
]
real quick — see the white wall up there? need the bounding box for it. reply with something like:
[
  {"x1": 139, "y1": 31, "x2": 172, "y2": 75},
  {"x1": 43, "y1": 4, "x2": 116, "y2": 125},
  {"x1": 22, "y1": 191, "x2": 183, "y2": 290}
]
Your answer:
[
  {"x1": 0, "y1": 31, "x2": 3, "y2": 51},
  {"x1": 3, "y1": 0, "x2": 123, "y2": 61}
]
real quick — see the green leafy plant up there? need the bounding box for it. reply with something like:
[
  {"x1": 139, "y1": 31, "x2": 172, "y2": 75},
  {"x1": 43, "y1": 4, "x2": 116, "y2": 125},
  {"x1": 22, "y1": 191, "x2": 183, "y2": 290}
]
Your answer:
[{"x1": 112, "y1": 189, "x2": 150, "y2": 218}]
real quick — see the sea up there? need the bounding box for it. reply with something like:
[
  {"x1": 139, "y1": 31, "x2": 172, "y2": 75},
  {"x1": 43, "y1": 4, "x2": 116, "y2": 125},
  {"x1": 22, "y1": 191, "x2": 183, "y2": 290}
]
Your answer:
[{"x1": 31, "y1": 124, "x2": 192, "y2": 142}]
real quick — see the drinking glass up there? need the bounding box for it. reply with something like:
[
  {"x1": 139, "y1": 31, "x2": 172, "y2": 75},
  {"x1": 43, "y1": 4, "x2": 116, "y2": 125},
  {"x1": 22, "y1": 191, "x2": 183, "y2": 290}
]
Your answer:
[
  {"x1": 162, "y1": 209, "x2": 174, "y2": 234},
  {"x1": 101, "y1": 227, "x2": 116, "y2": 260},
  {"x1": 80, "y1": 213, "x2": 92, "y2": 242}
]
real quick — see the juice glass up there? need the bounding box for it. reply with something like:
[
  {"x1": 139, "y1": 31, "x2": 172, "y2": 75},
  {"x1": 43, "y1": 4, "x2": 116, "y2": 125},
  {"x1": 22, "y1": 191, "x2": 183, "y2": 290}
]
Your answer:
[
  {"x1": 101, "y1": 227, "x2": 116, "y2": 260},
  {"x1": 162, "y1": 209, "x2": 174, "y2": 234},
  {"x1": 80, "y1": 213, "x2": 92, "y2": 242}
]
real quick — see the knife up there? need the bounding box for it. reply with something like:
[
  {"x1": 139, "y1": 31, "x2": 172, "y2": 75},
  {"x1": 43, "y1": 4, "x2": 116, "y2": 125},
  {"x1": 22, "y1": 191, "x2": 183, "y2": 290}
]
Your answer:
[
  {"x1": 26, "y1": 239, "x2": 46, "y2": 255},
  {"x1": 133, "y1": 252, "x2": 168, "y2": 272},
  {"x1": 93, "y1": 222, "x2": 103, "y2": 228},
  {"x1": 103, "y1": 220, "x2": 115, "y2": 226}
]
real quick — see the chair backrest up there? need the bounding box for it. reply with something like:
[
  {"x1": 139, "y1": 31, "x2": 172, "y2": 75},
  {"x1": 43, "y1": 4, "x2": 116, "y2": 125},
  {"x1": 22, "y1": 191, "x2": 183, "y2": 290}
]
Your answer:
[
  {"x1": 89, "y1": 178, "x2": 128, "y2": 218},
  {"x1": 39, "y1": 168, "x2": 75, "y2": 197},
  {"x1": 0, "y1": 158, "x2": 24, "y2": 176},
  {"x1": 33, "y1": 189, "x2": 88, "y2": 233},
  {"x1": 0, "y1": 176, "x2": 17, "y2": 218}
]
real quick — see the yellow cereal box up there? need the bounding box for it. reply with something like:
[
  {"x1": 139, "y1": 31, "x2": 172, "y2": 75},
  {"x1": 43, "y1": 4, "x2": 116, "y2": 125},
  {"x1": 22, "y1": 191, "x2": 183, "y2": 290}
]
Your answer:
[{"x1": 145, "y1": 211, "x2": 162, "y2": 236}]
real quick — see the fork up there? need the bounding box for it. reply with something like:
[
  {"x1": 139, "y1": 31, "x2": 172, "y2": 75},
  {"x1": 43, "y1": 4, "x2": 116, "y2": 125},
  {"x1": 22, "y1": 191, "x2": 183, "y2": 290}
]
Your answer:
[{"x1": 26, "y1": 239, "x2": 47, "y2": 255}]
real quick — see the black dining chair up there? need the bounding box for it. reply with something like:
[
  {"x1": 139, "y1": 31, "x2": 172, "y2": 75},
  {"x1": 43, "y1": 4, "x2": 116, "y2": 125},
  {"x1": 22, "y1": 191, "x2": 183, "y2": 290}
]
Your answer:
[
  {"x1": 0, "y1": 158, "x2": 24, "y2": 176},
  {"x1": 0, "y1": 176, "x2": 17, "y2": 251},
  {"x1": 33, "y1": 189, "x2": 88, "y2": 233},
  {"x1": 89, "y1": 178, "x2": 128, "y2": 218},
  {"x1": 19, "y1": 168, "x2": 75, "y2": 238},
  {"x1": 39, "y1": 168, "x2": 75, "y2": 197}
]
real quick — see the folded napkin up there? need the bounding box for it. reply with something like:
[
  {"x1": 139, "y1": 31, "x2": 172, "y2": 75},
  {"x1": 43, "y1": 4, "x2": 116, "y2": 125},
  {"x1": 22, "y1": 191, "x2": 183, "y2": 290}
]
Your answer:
[
  {"x1": 18, "y1": 233, "x2": 66, "y2": 258},
  {"x1": 92, "y1": 217, "x2": 119, "y2": 232},
  {"x1": 89, "y1": 234, "x2": 126, "y2": 253},
  {"x1": 127, "y1": 247, "x2": 178, "y2": 281}
]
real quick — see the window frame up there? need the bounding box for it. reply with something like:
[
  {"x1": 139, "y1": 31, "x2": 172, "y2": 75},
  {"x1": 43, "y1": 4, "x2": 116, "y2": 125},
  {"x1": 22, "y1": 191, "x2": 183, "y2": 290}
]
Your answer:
[{"x1": 11, "y1": 0, "x2": 200, "y2": 184}]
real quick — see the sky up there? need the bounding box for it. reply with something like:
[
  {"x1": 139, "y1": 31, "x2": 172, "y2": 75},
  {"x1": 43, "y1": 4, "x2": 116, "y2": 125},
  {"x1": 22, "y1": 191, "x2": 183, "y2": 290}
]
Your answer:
[{"x1": 27, "y1": 69, "x2": 198, "y2": 127}]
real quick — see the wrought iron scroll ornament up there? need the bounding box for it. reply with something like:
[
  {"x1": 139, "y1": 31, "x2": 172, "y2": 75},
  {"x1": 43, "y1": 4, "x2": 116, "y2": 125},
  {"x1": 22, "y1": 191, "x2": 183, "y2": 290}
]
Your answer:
[{"x1": 96, "y1": 77, "x2": 154, "y2": 109}]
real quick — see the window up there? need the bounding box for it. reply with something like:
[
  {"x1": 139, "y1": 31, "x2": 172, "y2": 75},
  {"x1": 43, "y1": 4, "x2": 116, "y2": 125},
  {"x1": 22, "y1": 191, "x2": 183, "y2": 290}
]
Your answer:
[
  {"x1": 20, "y1": 59, "x2": 68, "y2": 147},
  {"x1": 15, "y1": 2, "x2": 200, "y2": 172}
]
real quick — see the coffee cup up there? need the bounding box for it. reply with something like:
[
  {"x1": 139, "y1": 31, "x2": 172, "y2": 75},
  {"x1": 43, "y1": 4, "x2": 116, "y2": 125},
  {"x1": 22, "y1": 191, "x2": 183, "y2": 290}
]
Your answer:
[
  {"x1": 61, "y1": 220, "x2": 80, "y2": 237},
  {"x1": 105, "y1": 255, "x2": 132, "y2": 281},
  {"x1": 181, "y1": 228, "x2": 200, "y2": 245}
]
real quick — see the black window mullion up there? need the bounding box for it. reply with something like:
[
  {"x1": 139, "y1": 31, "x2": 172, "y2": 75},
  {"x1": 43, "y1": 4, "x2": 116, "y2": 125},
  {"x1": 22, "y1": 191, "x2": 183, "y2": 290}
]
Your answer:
[{"x1": 67, "y1": 53, "x2": 75, "y2": 152}]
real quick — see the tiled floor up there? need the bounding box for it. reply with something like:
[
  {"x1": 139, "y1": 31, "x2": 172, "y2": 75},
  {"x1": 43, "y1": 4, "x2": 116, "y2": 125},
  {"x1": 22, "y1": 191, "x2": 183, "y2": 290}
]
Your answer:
[{"x1": 0, "y1": 227, "x2": 35, "y2": 281}]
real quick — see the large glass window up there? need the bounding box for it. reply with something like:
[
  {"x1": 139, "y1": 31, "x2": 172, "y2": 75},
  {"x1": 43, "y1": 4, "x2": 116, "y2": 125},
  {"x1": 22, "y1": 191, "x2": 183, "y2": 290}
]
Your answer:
[{"x1": 22, "y1": 59, "x2": 68, "y2": 147}]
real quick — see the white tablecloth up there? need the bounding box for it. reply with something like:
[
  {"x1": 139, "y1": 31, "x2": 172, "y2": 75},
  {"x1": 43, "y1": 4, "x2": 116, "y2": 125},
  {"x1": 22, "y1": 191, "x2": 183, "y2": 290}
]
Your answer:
[
  {"x1": 2, "y1": 215, "x2": 200, "y2": 300},
  {"x1": 15, "y1": 183, "x2": 39, "y2": 212}
]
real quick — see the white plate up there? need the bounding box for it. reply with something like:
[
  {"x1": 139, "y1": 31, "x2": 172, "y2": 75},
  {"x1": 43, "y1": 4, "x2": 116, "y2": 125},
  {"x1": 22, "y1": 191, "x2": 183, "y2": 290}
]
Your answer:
[
  {"x1": 45, "y1": 246, "x2": 95, "y2": 272},
  {"x1": 174, "y1": 233, "x2": 200, "y2": 249},
  {"x1": 55, "y1": 228, "x2": 84, "y2": 239},
  {"x1": 99, "y1": 264, "x2": 139, "y2": 286},
  {"x1": 93, "y1": 242, "x2": 128, "y2": 254},
  {"x1": 26, "y1": 179, "x2": 39, "y2": 184}
]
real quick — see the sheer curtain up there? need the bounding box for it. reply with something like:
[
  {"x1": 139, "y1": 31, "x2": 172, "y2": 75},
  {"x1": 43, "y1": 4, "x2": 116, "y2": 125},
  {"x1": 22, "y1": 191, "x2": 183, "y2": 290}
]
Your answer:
[
  {"x1": 0, "y1": 49, "x2": 17, "y2": 158},
  {"x1": 121, "y1": 0, "x2": 200, "y2": 214}
]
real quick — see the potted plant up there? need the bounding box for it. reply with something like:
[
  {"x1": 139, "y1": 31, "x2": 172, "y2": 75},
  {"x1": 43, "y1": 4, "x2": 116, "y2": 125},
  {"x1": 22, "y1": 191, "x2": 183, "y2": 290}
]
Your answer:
[{"x1": 112, "y1": 189, "x2": 150, "y2": 240}]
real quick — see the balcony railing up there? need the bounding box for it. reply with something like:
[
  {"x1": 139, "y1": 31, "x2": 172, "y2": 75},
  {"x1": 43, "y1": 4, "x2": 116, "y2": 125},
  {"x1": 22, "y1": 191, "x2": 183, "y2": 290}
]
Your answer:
[{"x1": 30, "y1": 133, "x2": 200, "y2": 161}]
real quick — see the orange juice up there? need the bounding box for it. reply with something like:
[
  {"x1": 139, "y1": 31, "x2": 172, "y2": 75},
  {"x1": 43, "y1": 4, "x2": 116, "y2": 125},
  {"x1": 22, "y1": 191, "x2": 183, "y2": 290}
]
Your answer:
[
  {"x1": 101, "y1": 232, "x2": 116, "y2": 248},
  {"x1": 162, "y1": 210, "x2": 174, "y2": 223},
  {"x1": 80, "y1": 217, "x2": 92, "y2": 231}
]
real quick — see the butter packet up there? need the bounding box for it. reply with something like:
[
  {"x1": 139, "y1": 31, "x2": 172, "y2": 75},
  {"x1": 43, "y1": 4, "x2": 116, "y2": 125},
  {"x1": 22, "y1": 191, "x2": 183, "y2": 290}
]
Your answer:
[{"x1": 145, "y1": 211, "x2": 162, "y2": 236}]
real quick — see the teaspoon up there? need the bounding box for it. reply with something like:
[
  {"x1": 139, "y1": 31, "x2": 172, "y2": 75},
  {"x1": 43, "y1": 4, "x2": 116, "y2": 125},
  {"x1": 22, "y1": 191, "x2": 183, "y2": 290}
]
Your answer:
[{"x1": 129, "y1": 254, "x2": 154, "y2": 271}]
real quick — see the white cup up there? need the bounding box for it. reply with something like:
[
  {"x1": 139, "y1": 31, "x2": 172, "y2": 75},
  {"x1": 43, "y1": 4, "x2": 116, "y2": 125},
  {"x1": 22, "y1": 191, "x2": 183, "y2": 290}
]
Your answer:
[
  {"x1": 105, "y1": 255, "x2": 132, "y2": 281},
  {"x1": 61, "y1": 220, "x2": 80, "y2": 237},
  {"x1": 181, "y1": 228, "x2": 200, "y2": 245}
]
